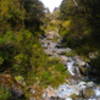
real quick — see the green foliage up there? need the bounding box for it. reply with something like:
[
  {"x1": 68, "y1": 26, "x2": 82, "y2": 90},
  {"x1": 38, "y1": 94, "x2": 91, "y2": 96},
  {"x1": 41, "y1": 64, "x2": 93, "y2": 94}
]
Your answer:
[
  {"x1": 0, "y1": 86, "x2": 12, "y2": 100},
  {"x1": 65, "y1": 51, "x2": 76, "y2": 57},
  {"x1": 21, "y1": 0, "x2": 45, "y2": 31},
  {"x1": 0, "y1": 0, "x2": 44, "y2": 32},
  {"x1": 60, "y1": 0, "x2": 100, "y2": 77},
  {"x1": 0, "y1": 0, "x2": 70, "y2": 99},
  {"x1": 27, "y1": 56, "x2": 68, "y2": 87},
  {"x1": 60, "y1": 0, "x2": 100, "y2": 48},
  {"x1": 0, "y1": 0, "x2": 25, "y2": 30},
  {"x1": 0, "y1": 28, "x2": 67, "y2": 88},
  {"x1": 60, "y1": 0, "x2": 76, "y2": 20}
]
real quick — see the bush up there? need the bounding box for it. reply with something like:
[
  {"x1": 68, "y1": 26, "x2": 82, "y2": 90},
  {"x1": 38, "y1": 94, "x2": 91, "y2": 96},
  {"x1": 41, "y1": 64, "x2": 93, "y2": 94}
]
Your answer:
[{"x1": 0, "y1": 86, "x2": 12, "y2": 100}]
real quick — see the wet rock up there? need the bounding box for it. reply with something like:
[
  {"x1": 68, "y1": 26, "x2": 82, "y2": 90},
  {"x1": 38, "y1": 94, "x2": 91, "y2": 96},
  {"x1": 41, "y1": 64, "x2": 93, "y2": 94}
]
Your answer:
[
  {"x1": 43, "y1": 81, "x2": 98, "y2": 100},
  {"x1": 89, "y1": 52, "x2": 98, "y2": 59},
  {"x1": 60, "y1": 56, "x2": 68, "y2": 64},
  {"x1": 43, "y1": 87, "x2": 56, "y2": 99},
  {"x1": 11, "y1": 86, "x2": 25, "y2": 100},
  {"x1": 56, "y1": 84, "x2": 79, "y2": 97},
  {"x1": 87, "y1": 82, "x2": 95, "y2": 88},
  {"x1": 55, "y1": 48, "x2": 72, "y2": 55},
  {"x1": 74, "y1": 56, "x2": 86, "y2": 66},
  {"x1": 78, "y1": 81, "x2": 87, "y2": 89}
]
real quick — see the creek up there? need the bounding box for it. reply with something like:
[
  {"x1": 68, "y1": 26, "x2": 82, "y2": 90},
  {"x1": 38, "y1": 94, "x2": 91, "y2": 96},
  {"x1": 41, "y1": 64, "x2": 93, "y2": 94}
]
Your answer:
[{"x1": 40, "y1": 31, "x2": 100, "y2": 100}]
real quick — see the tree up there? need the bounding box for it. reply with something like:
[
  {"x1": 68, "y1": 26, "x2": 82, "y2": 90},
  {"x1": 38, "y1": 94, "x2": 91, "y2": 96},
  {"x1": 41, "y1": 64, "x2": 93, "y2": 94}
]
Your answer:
[
  {"x1": 60, "y1": 0, "x2": 100, "y2": 46},
  {"x1": 0, "y1": 0, "x2": 26, "y2": 31},
  {"x1": 76, "y1": 0, "x2": 100, "y2": 41},
  {"x1": 0, "y1": 0, "x2": 45, "y2": 74},
  {"x1": 0, "y1": 0, "x2": 45, "y2": 32},
  {"x1": 60, "y1": 0, "x2": 100, "y2": 78},
  {"x1": 21, "y1": 0, "x2": 45, "y2": 31}
]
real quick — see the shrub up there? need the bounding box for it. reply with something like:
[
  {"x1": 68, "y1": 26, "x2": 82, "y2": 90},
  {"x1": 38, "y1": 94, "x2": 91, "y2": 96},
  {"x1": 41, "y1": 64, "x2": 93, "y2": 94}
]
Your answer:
[{"x1": 0, "y1": 86, "x2": 12, "y2": 100}]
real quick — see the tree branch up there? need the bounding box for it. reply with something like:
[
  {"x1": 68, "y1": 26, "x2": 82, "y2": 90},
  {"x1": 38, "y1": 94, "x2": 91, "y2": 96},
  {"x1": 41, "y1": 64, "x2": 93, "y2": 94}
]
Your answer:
[{"x1": 72, "y1": 0, "x2": 78, "y2": 7}]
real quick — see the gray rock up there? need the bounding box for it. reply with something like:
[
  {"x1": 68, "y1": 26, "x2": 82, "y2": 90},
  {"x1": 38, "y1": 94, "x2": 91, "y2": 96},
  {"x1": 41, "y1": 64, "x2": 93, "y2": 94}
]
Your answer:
[{"x1": 11, "y1": 86, "x2": 24, "y2": 100}]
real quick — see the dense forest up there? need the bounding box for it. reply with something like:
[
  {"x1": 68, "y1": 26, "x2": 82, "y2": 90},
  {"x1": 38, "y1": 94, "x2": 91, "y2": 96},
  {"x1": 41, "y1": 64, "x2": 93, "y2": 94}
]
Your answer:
[
  {"x1": 59, "y1": 0, "x2": 100, "y2": 79},
  {"x1": 0, "y1": 0, "x2": 100, "y2": 100}
]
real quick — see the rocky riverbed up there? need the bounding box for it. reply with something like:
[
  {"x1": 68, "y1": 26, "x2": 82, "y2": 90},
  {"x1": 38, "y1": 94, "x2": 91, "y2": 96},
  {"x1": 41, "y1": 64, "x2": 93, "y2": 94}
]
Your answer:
[{"x1": 40, "y1": 31, "x2": 100, "y2": 100}]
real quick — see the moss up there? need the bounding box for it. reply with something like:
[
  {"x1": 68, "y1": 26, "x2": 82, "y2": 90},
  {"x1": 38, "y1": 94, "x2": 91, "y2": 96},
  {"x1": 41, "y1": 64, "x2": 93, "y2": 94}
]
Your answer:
[
  {"x1": 83, "y1": 88, "x2": 95, "y2": 98},
  {"x1": 71, "y1": 94, "x2": 80, "y2": 100}
]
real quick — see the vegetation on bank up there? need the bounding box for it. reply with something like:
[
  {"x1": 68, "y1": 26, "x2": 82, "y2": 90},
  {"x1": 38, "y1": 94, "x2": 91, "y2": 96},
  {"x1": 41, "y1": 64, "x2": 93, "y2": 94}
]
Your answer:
[
  {"x1": 43, "y1": 0, "x2": 100, "y2": 81},
  {"x1": 59, "y1": 0, "x2": 100, "y2": 80},
  {"x1": 0, "y1": 0, "x2": 100, "y2": 100},
  {"x1": 0, "y1": 0, "x2": 67, "y2": 99}
]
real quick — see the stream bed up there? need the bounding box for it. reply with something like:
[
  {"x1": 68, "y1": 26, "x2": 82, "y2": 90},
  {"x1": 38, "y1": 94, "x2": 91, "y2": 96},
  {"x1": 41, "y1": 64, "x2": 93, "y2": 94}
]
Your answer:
[{"x1": 40, "y1": 32, "x2": 100, "y2": 100}]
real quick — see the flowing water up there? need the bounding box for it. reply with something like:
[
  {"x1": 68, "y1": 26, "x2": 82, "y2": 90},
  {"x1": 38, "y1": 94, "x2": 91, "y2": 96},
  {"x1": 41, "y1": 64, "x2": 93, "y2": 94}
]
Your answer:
[{"x1": 40, "y1": 32, "x2": 100, "y2": 100}]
